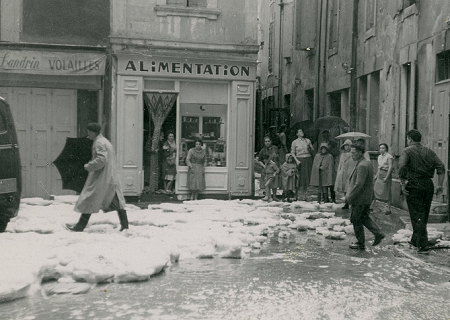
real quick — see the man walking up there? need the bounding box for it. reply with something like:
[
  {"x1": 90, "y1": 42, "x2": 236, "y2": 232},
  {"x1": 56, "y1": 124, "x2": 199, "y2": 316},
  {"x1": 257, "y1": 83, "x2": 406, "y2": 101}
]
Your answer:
[
  {"x1": 346, "y1": 143, "x2": 385, "y2": 249},
  {"x1": 66, "y1": 122, "x2": 129, "y2": 232},
  {"x1": 398, "y1": 129, "x2": 445, "y2": 253}
]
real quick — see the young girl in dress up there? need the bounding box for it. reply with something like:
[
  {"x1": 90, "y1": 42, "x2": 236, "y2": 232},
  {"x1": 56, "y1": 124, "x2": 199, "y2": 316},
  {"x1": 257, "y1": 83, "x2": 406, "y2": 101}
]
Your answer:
[{"x1": 280, "y1": 153, "x2": 299, "y2": 202}]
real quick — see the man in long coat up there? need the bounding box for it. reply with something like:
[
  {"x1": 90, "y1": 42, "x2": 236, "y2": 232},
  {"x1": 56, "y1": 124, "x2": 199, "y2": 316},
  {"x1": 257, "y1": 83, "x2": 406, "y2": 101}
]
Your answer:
[
  {"x1": 66, "y1": 123, "x2": 128, "y2": 232},
  {"x1": 346, "y1": 143, "x2": 384, "y2": 249}
]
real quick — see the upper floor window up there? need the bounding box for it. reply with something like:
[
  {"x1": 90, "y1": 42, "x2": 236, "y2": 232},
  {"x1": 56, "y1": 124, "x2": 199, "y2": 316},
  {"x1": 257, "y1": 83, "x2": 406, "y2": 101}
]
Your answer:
[
  {"x1": 155, "y1": 0, "x2": 220, "y2": 20},
  {"x1": 403, "y1": 0, "x2": 416, "y2": 8},
  {"x1": 436, "y1": 50, "x2": 450, "y2": 83},
  {"x1": 268, "y1": 21, "x2": 274, "y2": 74},
  {"x1": 328, "y1": 0, "x2": 339, "y2": 56},
  {"x1": 365, "y1": 0, "x2": 376, "y2": 39},
  {"x1": 166, "y1": 0, "x2": 207, "y2": 7}
]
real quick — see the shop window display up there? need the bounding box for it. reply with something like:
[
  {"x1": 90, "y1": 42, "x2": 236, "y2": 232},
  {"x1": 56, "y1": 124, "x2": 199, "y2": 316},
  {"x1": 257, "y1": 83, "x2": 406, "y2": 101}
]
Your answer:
[{"x1": 179, "y1": 104, "x2": 227, "y2": 167}]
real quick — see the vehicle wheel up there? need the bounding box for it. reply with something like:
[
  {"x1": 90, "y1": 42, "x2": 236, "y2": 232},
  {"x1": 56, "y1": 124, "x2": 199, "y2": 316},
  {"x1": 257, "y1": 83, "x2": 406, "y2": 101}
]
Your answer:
[{"x1": 0, "y1": 218, "x2": 9, "y2": 233}]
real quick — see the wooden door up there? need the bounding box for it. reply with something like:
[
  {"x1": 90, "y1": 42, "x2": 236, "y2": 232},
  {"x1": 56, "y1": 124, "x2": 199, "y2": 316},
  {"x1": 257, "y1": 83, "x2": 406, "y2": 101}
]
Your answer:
[
  {"x1": 432, "y1": 83, "x2": 450, "y2": 199},
  {"x1": 50, "y1": 89, "x2": 77, "y2": 195}
]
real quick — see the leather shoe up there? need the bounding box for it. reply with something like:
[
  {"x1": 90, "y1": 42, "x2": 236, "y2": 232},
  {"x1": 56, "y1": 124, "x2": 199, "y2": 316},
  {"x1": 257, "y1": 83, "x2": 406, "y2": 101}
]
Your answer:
[
  {"x1": 407, "y1": 240, "x2": 417, "y2": 247},
  {"x1": 372, "y1": 234, "x2": 385, "y2": 246},
  {"x1": 417, "y1": 247, "x2": 430, "y2": 254},
  {"x1": 342, "y1": 204, "x2": 349, "y2": 209},
  {"x1": 349, "y1": 242, "x2": 365, "y2": 250}
]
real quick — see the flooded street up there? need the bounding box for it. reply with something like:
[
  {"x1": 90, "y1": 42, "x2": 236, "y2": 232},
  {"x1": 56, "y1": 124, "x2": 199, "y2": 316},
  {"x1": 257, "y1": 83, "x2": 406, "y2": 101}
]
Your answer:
[{"x1": 4, "y1": 225, "x2": 450, "y2": 320}]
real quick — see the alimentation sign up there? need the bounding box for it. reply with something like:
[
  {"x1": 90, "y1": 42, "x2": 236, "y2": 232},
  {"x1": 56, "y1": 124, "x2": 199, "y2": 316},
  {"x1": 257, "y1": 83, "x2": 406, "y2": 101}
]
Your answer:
[
  {"x1": 118, "y1": 55, "x2": 256, "y2": 80},
  {"x1": 0, "y1": 50, "x2": 106, "y2": 75}
]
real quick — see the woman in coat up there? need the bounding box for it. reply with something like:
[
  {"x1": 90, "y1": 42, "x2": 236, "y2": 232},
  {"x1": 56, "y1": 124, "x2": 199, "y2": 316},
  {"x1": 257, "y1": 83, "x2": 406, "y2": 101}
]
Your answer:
[
  {"x1": 372, "y1": 143, "x2": 394, "y2": 214},
  {"x1": 66, "y1": 122, "x2": 128, "y2": 232},
  {"x1": 310, "y1": 142, "x2": 335, "y2": 203},
  {"x1": 334, "y1": 139, "x2": 355, "y2": 209},
  {"x1": 186, "y1": 139, "x2": 207, "y2": 200}
]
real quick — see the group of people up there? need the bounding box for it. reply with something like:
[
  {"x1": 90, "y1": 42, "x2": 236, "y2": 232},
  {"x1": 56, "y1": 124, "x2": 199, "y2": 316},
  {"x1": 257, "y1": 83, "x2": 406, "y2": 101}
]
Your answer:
[
  {"x1": 257, "y1": 127, "x2": 445, "y2": 253},
  {"x1": 65, "y1": 122, "x2": 444, "y2": 255}
]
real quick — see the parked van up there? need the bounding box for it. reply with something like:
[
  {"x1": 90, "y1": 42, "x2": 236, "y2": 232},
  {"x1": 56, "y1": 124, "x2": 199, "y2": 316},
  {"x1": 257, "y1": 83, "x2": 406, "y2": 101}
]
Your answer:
[{"x1": 0, "y1": 96, "x2": 21, "y2": 232}]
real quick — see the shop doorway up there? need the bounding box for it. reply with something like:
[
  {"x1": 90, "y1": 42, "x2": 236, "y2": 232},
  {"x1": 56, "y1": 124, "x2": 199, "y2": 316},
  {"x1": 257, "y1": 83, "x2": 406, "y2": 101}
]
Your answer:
[{"x1": 143, "y1": 93, "x2": 177, "y2": 193}]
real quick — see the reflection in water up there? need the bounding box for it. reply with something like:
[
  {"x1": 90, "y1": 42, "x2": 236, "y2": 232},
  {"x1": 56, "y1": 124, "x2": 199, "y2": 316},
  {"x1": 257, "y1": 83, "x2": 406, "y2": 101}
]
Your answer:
[{"x1": 3, "y1": 230, "x2": 450, "y2": 320}]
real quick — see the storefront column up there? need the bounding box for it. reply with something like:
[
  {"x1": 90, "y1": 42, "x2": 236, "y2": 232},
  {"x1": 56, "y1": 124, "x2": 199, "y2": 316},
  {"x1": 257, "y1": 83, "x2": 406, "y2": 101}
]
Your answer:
[
  {"x1": 229, "y1": 81, "x2": 254, "y2": 196},
  {"x1": 116, "y1": 75, "x2": 143, "y2": 196}
]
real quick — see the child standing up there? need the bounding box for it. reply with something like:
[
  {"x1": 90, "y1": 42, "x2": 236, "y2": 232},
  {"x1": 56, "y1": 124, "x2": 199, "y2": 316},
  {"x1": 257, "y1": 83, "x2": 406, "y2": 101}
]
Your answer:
[
  {"x1": 310, "y1": 142, "x2": 335, "y2": 203},
  {"x1": 259, "y1": 154, "x2": 280, "y2": 202},
  {"x1": 280, "y1": 153, "x2": 299, "y2": 202}
]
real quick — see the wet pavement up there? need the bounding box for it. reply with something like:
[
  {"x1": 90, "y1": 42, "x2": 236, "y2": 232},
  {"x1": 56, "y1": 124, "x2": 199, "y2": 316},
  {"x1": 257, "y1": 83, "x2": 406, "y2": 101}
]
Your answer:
[{"x1": 3, "y1": 205, "x2": 450, "y2": 320}]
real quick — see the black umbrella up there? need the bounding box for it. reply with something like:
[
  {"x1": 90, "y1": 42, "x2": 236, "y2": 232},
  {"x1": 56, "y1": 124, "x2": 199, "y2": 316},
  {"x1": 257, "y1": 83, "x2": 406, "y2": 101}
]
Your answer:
[
  {"x1": 314, "y1": 116, "x2": 349, "y2": 132},
  {"x1": 53, "y1": 137, "x2": 93, "y2": 193}
]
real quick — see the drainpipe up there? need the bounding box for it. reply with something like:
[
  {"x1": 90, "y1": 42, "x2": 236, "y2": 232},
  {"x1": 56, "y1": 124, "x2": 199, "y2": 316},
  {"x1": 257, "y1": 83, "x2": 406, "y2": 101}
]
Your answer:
[
  {"x1": 278, "y1": 0, "x2": 284, "y2": 119},
  {"x1": 349, "y1": 0, "x2": 359, "y2": 131}
]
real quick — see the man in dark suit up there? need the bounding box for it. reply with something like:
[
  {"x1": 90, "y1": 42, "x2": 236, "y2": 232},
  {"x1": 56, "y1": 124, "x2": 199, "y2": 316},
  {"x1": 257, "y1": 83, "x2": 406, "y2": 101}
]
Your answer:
[{"x1": 346, "y1": 143, "x2": 385, "y2": 249}]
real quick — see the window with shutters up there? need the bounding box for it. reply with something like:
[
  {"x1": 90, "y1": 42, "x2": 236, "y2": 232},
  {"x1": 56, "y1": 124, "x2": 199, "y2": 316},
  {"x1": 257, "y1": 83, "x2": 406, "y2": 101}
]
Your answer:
[
  {"x1": 166, "y1": 0, "x2": 207, "y2": 7},
  {"x1": 295, "y1": 0, "x2": 317, "y2": 51},
  {"x1": 268, "y1": 22, "x2": 274, "y2": 74},
  {"x1": 328, "y1": 0, "x2": 339, "y2": 56},
  {"x1": 365, "y1": 0, "x2": 376, "y2": 40}
]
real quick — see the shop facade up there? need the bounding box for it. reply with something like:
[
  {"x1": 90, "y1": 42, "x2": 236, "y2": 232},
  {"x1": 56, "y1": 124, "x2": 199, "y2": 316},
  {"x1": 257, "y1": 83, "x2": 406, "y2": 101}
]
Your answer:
[
  {"x1": 113, "y1": 53, "x2": 256, "y2": 198},
  {"x1": 0, "y1": 48, "x2": 106, "y2": 198}
]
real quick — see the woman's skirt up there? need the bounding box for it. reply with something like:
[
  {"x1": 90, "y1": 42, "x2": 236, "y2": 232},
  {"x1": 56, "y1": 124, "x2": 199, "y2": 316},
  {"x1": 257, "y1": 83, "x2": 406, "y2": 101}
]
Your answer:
[
  {"x1": 187, "y1": 163, "x2": 205, "y2": 191},
  {"x1": 374, "y1": 169, "x2": 392, "y2": 201},
  {"x1": 296, "y1": 156, "x2": 312, "y2": 189},
  {"x1": 163, "y1": 158, "x2": 177, "y2": 181}
]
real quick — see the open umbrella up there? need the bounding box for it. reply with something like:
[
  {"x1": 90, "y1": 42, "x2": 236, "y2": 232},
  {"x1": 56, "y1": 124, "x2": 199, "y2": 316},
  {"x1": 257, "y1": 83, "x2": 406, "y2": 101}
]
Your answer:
[
  {"x1": 335, "y1": 132, "x2": 371, "y2": 140},
  {"x1": 53, "y1": 137, "x2": 93, "y2": 193},
  {"x1": 314, "y1": 116, "x2": 349, "y2": 132}
]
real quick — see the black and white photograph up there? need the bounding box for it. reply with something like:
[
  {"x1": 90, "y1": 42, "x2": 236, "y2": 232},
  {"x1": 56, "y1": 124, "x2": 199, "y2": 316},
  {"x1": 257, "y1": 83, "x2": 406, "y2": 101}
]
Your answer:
[{"x1": 1, "y1": 0, "x2": 450, "y2": 319}]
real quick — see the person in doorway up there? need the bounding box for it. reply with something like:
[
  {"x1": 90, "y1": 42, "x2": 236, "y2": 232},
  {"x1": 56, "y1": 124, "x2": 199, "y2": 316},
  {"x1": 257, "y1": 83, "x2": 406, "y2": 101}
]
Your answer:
[
  {"x1": 256, "y1": 136, "x2": 280, "y2": 201},
  {"x1": 310, "y1": 143, "x2": 335, "y2": 203},
  {"x1": 66, "y1": 122, "x2": 128, "y2": 232},
  {"x1": 278, "y1": 124, "x2": 288, "y2": 158},
  {"x1": 291, "y1": 129, "x2": 314, "y2": 201},
  {"x1": 334, "y1": 139, "x2": 355, "y2": 209},
  {"x1": 371, "y1": 143, "x2": 394, "y2": 215},
  {"x1": 186, "y1": 139, "x2": 207, "y2": 200},
  {"x1": 399, "y1": 129, "x2": 445, "y2": 253},
  {"x1": 347, "y1": 143, "x2": 385, "y2": 250},
  {"x1": 162, "y1": 132, "x2": 177, "y2": 194}
]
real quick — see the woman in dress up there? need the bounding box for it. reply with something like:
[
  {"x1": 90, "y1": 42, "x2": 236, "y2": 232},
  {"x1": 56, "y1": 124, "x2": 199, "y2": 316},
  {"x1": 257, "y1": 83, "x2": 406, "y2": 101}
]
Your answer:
[
  {"x1": 291, "y1": 129, "x2": 314, "y2": 201},
  {"x1": 372, "y1": 143, "x2": 394, "y2": 214},
  {"x1": 186, "y1": 139, "x2": 207, "y2": 200},
  {"x1": 334, "y1": 139, "x2": 355, "y2": 209},
  {"x1": 162, "y1": 132, "x2": 177, "y2": 194},
  {"x1": 256, "y1": 136, "x2": 280, "y2": 201}
]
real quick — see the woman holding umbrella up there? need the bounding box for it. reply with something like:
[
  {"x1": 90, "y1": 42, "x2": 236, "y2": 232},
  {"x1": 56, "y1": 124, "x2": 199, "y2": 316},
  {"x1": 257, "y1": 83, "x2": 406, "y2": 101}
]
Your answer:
[
  {"x1": 334, "y1": 139, "x2": 355, "y2": 209},
  {"x1": 291, "y1": 129, "x2": 314, "y2": 201}
]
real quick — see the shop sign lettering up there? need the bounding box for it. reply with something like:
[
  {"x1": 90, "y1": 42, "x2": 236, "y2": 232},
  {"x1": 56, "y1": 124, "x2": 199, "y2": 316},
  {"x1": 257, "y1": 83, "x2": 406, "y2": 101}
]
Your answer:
[
  {"x1": 120, "y1": 59, "x2": 255, "y2": 79},
  {"x1": 0, "y1": 50, "x2": 106, "y2": 76}
]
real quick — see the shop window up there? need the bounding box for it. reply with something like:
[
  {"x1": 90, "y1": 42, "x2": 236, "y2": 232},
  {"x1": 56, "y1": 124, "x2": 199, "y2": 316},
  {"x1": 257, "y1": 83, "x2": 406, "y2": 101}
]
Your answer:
[
  {"x1": 179, "y1": 104, "x2": 227, "y2": 167},
  {"x1": 436, "y1": 50, "x2": 450, "y2": 82}
]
